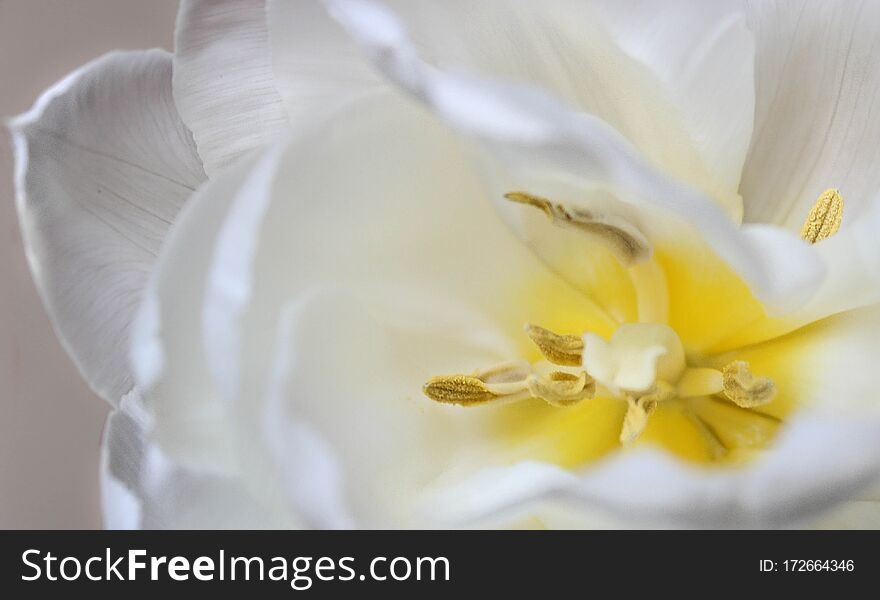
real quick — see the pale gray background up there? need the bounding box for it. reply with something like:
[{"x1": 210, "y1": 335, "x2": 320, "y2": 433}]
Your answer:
[{"x1": 0, "y1": 0, "x2": 179, "y2": 528}]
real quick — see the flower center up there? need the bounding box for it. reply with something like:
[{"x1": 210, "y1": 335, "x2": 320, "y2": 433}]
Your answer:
[
  {"x1": 422, "y1": 187, "x2": 844, "y2": 461},
  {"x1": 423, "y1": 321, "x2": 776, "y2": 444}
]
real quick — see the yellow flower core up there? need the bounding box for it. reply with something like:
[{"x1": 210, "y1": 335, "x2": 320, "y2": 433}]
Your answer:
[{"x1": 423, "y1": 189, "x2": 844, "y2": 467}]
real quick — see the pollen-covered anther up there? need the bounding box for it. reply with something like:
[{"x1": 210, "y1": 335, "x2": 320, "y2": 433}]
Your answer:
[
  {"x1": 527, "y1": 371, "x2": 595, "y2": 407},
  {"x1": 721, "y1": 360, "x2": 776, "y2": 408},
  {"x1": 524, "y1": 324, "x2": 584, "y2": 366},
  {"x1": 422, "y1": 359, "x2": 594, "y2": 408},
  {"x1": 800, "y1": 188, "x2": 843, "y2": 244},
  {"x1": 422, "y1": 375, "x2": 500, "y2": 405},
  {"x1": 422, "y1": 361, "x2": 533, "y2": 406},
  {"x1": 504, "y1": 191, "x2": 650, "y2": 265}
]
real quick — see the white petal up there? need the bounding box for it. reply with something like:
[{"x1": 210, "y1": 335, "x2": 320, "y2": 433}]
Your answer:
[
  {"x1": 174, "y1": 0, "x2": 389, "y2": 177},
  {"x1": 783, "y1": 197, "x2": 880, "y2": 326},
  {"x1": 129, "y1": 148, "x2": 261, "y2": 473},
  {"x1": 135, "y1": 88, "x2": 615, "y2": 525},
  {"x1": 101, "y1": 390, "x2": 291, "y2": 529},
  {"x1": 101, "y1": 391, "x2": 147, "y2": 529},
  {"x1": 173, "y1": 0, "x2": 289, "y2": 175},
  {"x1": 196, "y1": 91, "x2": 604, "y2": 407},
  {"x1": 590, "y1": 0, "x2": 756, "y2": 192},
  {"x1": 424, "y1": 411, "x2": 880, "y2": 528},
  {"x1": 10, "y1": 50, "x2": 205, "y2": 405},
  {"x1": 740, "y1": 0, "x2": 880, "y2": 228},
  {"x1": 261, "y1": 289, "x2": 472, "y2": 527},
  {"x1": 372, "y1": 0, "x2": 752, "y2": 213},
  {"x1": 717, "y1": 199, "x2": 880, "y2": 353},
  {"x1": 324, "y1": 0, "x2": 822, "y2": 311},
  {"x1": 267, "y1": 0, "x2": 386, "y2": 122},
  {"x1": 262, "y1": 300, "x2": 354, "y2": 529},
  {"x1": 728, "y1": 304, "x2": 880, "y2": 416}
]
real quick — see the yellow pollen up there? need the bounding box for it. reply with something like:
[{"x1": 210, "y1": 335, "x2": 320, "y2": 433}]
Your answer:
[
  {"x1": 722, "y1": 361, "x2": 776, "y2": 408},
  {"x1": 422, "y1": 375, "x2": 499, "y2": 405},
  {"x1": 524, "y1": 324, "x2": 584, "y2": 366},
  {"x1": 800, "y1": 188, "x2": 843, "y2": 243},
  {"x1": 504, "y1": 191, "x2": 556, "y2": 219},
  {"x1": 527, "y1": 371, "x2": 595, "y2": 407}
]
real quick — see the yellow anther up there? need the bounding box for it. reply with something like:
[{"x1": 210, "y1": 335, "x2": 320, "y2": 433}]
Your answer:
[
  {"x1": 422, "y1": 375, "x2": 499, "y2": 405},
  {"x1": 504, "y1": 191, "x2": 556, "y2": 219},
  {"x1": 722, "y1": 361, "x2": 776, "y2": 408},
  {"x1": 525, "y1": 324, "x2": 584, "y2": 367},
  {"x1": 527, "y1": 371, "x2": 595, "y2": 407},
  {"x1": 504, "y1": 191, "x2": 650, "y2": 265},
  {"x1": 801, "y1": 188, "x2": 843, "y2": 244}
]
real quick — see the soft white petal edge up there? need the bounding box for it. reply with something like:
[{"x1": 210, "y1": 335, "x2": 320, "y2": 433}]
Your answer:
[
  {"x1": 173, "y1": 0, "x2": 289, "y2": 176},
  {"x1": 9, "y1": 49, "x2": 206, "y2": 405},
  {"x1": 128, "y1": 143, "x2": 266, "y2": 473},
  {"x1": 422, "y1": 411, "x2": 880, "y2": 528},
  {"x1": 175, "y1": 0, "x2": 390, "y2": 177},
  {"x1": 100, "y1": 390, "x2": 294, "y2": 529},
  {"x1": 322, "y1": 0, "x2": 824, "y2": 312},
  {"x1": 592, "y1": 0, "x2": 756, "y2": 192}
]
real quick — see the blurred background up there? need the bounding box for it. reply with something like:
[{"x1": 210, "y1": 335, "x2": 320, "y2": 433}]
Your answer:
[{"x1": 0, "y1": 0, "x2": 179, "y2": 528}]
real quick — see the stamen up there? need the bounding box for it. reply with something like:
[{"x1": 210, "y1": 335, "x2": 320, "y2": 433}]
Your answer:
[
  {"x1": 422, "y1": 375, "x2": 500, "y2": 405},
  {"x1": 800, "y1": 188, "x2": 843, "y2": 244},
  {"x1": 422, "y1": 351, "x2": 597, "y2": 409},
  {"x1": 525, "y1": 324, "x2": 584, "y2": 366},
  {"x1": 527, "y1": 371, "x2": 595, "y2": 407},
  {"x1": 423, "y1": 360, "x2": 534, "y2": 406},
  {"x1": 721, "y1": 361, "x2": 776, "y2": 408},
  {"x1": 473, "y1": 360, "x2": 532, "y2": 389},
  {"x1": 504, "y1": 191, "x2": 556, "y2": 219},
  {"x1": 504, "y1": 191, "x2": 650, "y2": 265}
]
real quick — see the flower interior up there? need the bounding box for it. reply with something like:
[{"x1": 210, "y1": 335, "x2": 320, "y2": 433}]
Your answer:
[{"x1": 423, "y1": 189, "x2": 844, "y2": 467}]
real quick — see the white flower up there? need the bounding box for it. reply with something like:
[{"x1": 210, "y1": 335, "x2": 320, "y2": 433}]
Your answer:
[{"x1": 11, "y1": 0, "x2": 880, "y2": 528}]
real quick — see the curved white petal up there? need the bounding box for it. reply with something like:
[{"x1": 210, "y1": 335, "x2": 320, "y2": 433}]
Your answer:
[
  {"x1": 174, "y1": 0, "x2": 388, "y2": 177},
  {"x1": 714, "y1": 196, "x2": 880, "y2": 351},
  {"x1": 261, "y1": 288, "x2": 478, "y2": 527},
  {"x1": 129, "y1": 147, "x2": 263, "y2": 473},
  {"x1": 584, "y1": 0, "x2": 756, "y2": 191},
  {"x1": 101, "y1": 390, "x2": 291, "y2": 529},
  {"x1": 782, "y1": 196, "x2": 880, "y2": 326},
  {"x1": 370, "y1": 0, "x2": 752, "y2": 213},
  {"x1": 101, "y1": 390, "x2": 147, "y2": 530},
  {"x1": 424, "y1": 411, "x2": 880, "y2": 528},
  {"x1": 323, "y1": 0, "x2": 822, "y2": 311},
  {"x1": 193, "y1": 89, "x2": 612, "y2": 408},
  {"x1": 10, "y1": 50, "x2": 206, "y2": 405},
  {"x1": 740, "y1": 0, "x2": 880, "y2": 228},
  {"x1": 267, "y1": 0, "x2": 386, "y2": 123},
  {"x1": 133, "y1": 85, "x2": 620, "y2": 525},
  {"x1": 173, "y1": 0, "x2": 290, "y2": 176}
]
